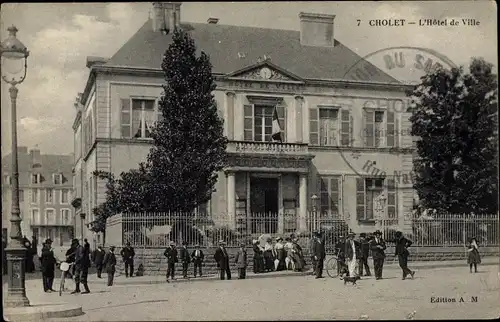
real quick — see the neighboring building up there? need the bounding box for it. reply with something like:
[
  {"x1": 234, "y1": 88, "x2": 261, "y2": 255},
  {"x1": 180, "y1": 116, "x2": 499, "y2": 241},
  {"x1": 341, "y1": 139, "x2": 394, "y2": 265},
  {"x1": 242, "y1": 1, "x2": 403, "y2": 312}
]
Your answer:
[
  {"x1": 2, "y1": 147, "x2": 75, "y2": 248},
  {"x1": 73, "y1": 2, "x2": 416, "y2": 242}
]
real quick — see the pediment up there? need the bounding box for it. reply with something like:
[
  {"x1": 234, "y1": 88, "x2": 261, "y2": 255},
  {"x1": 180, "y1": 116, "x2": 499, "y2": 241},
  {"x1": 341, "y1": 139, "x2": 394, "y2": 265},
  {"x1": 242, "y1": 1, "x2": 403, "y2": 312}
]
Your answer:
[{"x1": 226, "y1": 61, "x2": 303, "y2": 82}]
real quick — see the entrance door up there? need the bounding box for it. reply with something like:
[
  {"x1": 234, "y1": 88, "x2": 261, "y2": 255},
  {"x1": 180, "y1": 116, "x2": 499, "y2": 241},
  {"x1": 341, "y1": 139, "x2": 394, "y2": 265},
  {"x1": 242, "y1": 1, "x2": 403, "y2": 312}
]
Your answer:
[{"x1": 250, "y1": 177, "x2": 278, "y2": 234}]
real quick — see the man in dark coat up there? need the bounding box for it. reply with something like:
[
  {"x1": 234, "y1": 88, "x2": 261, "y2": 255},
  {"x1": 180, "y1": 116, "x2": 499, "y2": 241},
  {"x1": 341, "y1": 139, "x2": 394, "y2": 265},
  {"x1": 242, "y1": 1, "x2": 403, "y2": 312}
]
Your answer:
[
  {"x1": 120, "y1": 242, "x2": 135, "y2": 278},
  {"x1": 370, "y1": 230, "x2": 386, "y2": 280},
  {"x1": 164, "y1": 241, "x2": 178, "y2": 282},
  {"x1": 103, "y1": 246, "x2": 117, "y2": 286},
  {"x1": 214, "y1": 240, "x2": 231, "y2": 280},
  {"x1": 23, "y1": 236, "x2": 35, "y2": 273},
  {"x1": 310, "y1": 231, "x2": 318, "y2": 276},
  {"x1": 312, "y1": 231, "x2": 326, "y2": 279},
  {"x1": 71, "y1": 238, "x2": 91, "y2": 294},
  {"x1": 344, "y1": 231, "x2": 361, "y2": 278},
  {"x1": 191, "y1": 244, "x2": 204, "y2": 277},
  {"x1": 358, "y1": 233, "x2": 371, "y2": 276},
  {"x1": 179, "y1": 241, "x2": 191, "y2": 278},
  {"x1": 393, "y1": 231, "x2": 415, "y2": 280},
  {"x1": 234, "y1": 243, "x2": 247, "y2": 279},
  {"x1": 92, "y1": 245, "x2": 105, "y2": 278},
  {"x1": 40, "y1": 239, "x2": 57, "y2": 292}
]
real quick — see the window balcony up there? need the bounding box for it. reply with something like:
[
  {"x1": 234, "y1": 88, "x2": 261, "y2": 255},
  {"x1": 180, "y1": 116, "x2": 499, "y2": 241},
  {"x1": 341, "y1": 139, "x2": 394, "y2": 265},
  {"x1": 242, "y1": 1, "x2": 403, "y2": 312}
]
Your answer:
[{"x1": 227, "y1": 140, "x2": 309, "y2": 155}]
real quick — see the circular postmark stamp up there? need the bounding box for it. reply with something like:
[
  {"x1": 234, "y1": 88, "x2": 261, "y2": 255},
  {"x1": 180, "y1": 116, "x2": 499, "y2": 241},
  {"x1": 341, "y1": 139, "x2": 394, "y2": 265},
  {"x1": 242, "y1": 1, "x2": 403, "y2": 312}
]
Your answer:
[{"x1": 338, "y1": 47, "x2": 457, "y2": 191}]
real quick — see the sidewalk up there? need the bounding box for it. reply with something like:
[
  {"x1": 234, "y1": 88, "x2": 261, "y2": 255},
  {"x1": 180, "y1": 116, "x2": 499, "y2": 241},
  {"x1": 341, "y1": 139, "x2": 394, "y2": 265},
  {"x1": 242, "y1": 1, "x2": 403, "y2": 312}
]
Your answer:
[{"x1": 83, "y1": 256, "x2": 499, "y2": 286}]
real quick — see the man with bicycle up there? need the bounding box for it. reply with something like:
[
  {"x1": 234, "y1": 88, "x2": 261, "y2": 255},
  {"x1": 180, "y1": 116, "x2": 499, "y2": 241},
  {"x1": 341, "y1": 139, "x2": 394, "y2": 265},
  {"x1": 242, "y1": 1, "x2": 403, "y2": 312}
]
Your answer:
[{"x1": 68, "y1": 239, "x2": 91, "y2": 294}]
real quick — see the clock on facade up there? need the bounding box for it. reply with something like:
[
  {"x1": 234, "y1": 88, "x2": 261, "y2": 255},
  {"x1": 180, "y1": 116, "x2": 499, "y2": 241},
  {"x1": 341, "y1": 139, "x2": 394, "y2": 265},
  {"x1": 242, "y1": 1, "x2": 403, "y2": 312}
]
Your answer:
[{"x1": 260, "y1": 67, "x2": 272, "y2": 79}]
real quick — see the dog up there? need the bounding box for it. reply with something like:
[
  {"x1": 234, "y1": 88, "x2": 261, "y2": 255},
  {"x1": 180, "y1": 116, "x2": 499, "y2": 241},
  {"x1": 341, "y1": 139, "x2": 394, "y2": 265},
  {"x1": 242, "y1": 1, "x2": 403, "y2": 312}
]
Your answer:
[{"x1": 343, "y1": 275, "x2": 360, "y2": 285}]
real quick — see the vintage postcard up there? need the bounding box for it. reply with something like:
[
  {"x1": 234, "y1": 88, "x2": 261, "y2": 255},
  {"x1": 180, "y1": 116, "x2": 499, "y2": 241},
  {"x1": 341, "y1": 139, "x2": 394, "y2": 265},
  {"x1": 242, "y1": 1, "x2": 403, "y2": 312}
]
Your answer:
[{"x1": 1, "y1": 1, "x2": 498, "y2": 321}]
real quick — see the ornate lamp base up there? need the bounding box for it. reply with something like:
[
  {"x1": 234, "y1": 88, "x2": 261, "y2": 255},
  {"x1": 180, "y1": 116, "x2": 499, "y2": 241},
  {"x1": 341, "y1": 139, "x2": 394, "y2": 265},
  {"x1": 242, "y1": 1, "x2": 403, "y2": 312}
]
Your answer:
[{"x1": 4, "y1": 246, "x2": 30, "y2": 308}]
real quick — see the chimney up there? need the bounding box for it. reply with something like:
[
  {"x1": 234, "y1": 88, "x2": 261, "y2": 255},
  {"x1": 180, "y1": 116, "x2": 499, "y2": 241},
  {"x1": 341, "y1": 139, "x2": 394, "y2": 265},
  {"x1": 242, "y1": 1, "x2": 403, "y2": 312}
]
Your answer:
[
  {"x1": 207, "y1": 17, "x2": 219, "y2": 24},
  {"x1": 30, "y1": 148, "x2": 41, "y2": 168},
  {"x1": 298, "y1": 12, "x2": 336, "y2": 47},
  {"x1": 152, "y1": 2, "x2": 182, "y2": 34}
]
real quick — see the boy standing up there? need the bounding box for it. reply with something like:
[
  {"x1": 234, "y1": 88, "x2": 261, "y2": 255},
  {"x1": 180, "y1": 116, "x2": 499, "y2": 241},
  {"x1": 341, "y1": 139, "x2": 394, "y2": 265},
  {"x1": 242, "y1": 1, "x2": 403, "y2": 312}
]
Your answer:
[{"x1": 235, "y1": 243, "x2": 247, "y2": 279}]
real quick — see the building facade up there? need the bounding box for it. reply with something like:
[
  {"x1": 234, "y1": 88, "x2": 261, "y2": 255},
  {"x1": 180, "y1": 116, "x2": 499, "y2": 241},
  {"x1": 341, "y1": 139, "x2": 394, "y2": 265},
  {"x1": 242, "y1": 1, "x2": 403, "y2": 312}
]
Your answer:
[
  {"x1": 73, "y1": 2, "x2": 416, "y2": 243},
  {"x1": 2, "y1": 147, "x2": 75, "y2": 248}
]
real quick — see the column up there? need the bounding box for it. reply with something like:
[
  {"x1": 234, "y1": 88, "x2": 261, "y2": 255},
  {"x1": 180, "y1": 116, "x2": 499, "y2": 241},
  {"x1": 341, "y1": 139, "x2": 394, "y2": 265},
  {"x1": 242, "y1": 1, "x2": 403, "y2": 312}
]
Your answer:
[
  {"x1": 226, "y1": 92, "x2": 235, "y2": 140},
  {"x1": 227, "y1": 172, "x2": 236, "y2": 229},
  {"x1": 298, "y1": 173, "x2": 308, "y2": 232},
  {"x1": 295, "y1": 96, "x2": 303, "y2": 143}
]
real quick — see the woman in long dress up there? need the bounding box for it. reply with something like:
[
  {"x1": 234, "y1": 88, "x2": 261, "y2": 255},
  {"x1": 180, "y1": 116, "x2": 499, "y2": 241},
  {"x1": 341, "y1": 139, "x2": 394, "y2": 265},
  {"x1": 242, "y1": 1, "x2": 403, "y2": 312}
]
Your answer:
[
  {"x1": 263, "y1": 238, "x2": 274, "y2": 272},
  {"x1": 291, "y1": 238, "x2": 305, "y2": 272},
  {"x1": 467, "y1": 237, "x2": 481, "y2": 273},
  {"x1": 274, "y1": 237, "x2": 286, "y2": 271},
  {"x1": 252, "y1": 240, "x2": 264, "y2": 273},
  {"x1": 284, "y1": 237, "x2": 295, "y2": 270}
]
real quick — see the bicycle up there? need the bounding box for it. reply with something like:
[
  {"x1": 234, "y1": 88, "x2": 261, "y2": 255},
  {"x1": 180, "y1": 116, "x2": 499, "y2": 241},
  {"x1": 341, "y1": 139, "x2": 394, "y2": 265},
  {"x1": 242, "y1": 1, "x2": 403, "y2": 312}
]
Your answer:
[{"x1": 58, "y1": 262, "x2": 73, "y2": 296}]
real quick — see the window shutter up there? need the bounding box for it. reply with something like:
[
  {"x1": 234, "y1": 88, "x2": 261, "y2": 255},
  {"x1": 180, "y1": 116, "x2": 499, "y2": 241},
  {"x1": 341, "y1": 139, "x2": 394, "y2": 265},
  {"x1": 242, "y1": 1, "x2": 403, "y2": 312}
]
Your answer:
[
  {"x1": 121, "y1": 99, "x2": 131, "y2": 138},
  {"x1": 243, "y1": 104, "x2": 254, "y2": 141},
  {"x1": 309, "y1": 107, "x2": 319, "y2": 145},
  {"x1": 365, "y1": 110, "x2": 374, "y2": 147},
  {"x1": 387, "y1": 178, "x2": 397, "y2": 219},
  {"x1": 386, "y1": 109, "x2": 395, "y2": 147},
  {"x1": 340, "y1": 109, "x2": 350, "y2": 146},
  {"x1": 330, "y1": 177, "x2": 340, "y2": 216},
  {"x1": 356, "y1": 178, "x2": 366, "y2": 220},
  {"x1": 277, "y1": 105, "x2": 286, "y2": 142}
]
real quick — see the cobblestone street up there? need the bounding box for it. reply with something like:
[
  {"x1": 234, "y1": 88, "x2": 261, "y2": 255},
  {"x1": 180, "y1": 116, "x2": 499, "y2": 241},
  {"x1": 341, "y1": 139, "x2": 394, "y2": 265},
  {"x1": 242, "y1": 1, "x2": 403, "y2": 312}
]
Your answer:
[{"x1": 7, "y1": 263, "x2": 499, "y2": 321}]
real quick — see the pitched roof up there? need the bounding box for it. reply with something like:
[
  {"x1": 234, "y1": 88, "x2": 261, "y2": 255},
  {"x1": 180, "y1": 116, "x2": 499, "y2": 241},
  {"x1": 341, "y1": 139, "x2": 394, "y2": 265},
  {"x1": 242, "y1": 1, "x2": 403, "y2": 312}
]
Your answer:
[{"x1": 105, "y1": 20, "x2": 397, "y2": 82}]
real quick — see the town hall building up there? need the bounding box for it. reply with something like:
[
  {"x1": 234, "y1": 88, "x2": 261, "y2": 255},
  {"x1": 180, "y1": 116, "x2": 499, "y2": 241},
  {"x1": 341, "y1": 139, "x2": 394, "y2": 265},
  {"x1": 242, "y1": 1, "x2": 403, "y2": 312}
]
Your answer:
[{"x1": 73, "y1": 2, "x2": 416, "y2": 244}]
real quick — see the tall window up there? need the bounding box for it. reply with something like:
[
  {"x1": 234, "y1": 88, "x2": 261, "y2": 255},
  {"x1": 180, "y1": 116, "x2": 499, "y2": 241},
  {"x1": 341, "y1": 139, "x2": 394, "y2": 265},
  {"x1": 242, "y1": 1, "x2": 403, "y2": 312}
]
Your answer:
[
  {"x1": 31, "y1": 189, "x2": 39, "y2": 203},
  {"x1": 53, "y1": 174, "x2": 62, "y2": 185},
  {"x1": 319, "y1": 109, "x2": 339, "y2": 146},
  {"x1": 60, "y1": 189, "x2": 69, "y2": 204},
  {"x1": 310, "y1": 107, "x2": 351, "y2": 146},
  {"x1": 45, "y1": 189, "x2": 54, "y2": 204},
  {"x1": 31, "y1": 173, "x2": 40, "y2": 184},
  {"x1": 31, "y1": 209, "x2": 39, "y2": 224},
  {"x1": 61, "y1": 209, "x2": 70, "y2": 225},
  {"x1": 364, "y1": 109, "x2": 397, "y2": 147},
  {"x1": 45, "y1": 209, "x2": 55, "y2": 225},
  {"x1": 121, "y1": 99, "x2": 158, "y2": 139},
  {"x1": 243, "y1": 104, "x2": 285, "y2": 142},
  {"x1": 318, "y1": 176, "x2": 340, "y2": 217},
  {"x1": 356, "y1": 178, "x2": 397, "y2": 221}
]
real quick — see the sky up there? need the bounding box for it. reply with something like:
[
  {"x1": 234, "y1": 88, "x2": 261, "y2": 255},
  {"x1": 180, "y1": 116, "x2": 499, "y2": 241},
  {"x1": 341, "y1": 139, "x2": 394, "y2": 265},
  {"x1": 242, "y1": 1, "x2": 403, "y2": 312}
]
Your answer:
[{"x1": 0, "y1": 1, "x2": 497, "y2": 157}]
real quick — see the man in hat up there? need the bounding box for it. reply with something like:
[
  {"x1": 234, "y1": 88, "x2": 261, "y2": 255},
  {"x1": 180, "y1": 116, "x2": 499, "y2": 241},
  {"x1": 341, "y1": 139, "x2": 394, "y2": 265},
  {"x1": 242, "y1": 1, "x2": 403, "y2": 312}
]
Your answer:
[
  {"x1": 310, "y1": 231, "x2": 318, "y2": 275},
  {"x1": 103, "y1": 246, "x2": 117, "y2": 286},
  {"x1": 214, "y1": 240, "x2": 231, "y2": 280},
  {"x1": 164, "y1": 241, "x2": 178, "y2": 282},
  {"x1": 370, "y1": 230, "x2": 386, "y2": 280},
  {"x1": 394, "y1": 231, "x2": 415, "y2": 280},
  {"x1": 358, "y1": 233, "x2": 371, "y2": 277},
  {"x1": 191, "y1": 244, "x2": 204, "y2": 277},
  {"x1": 120, "y1": 242, "x2": 135, "y2": 278},
  {"x1": 71, "y1": 238, "x2": 91, "y2": 294},
  {"x1": 92, "y1": 245, "x2": 105, "y2": 278},
  {"x1": 65, "y1": 238, "x2": 79, "y2": 280},
  {"x1": 235, "y1": 243, "x2": 247, "y2": 279},
  {"x1": 344, "y1": 231, "x2": 360, "y2": 278},
  {"x1": 312, "y1": 231, "x2": 326, "y2": 278},
  {"x1": 179, "y1": 241, "x2": 191, "y2": 279},
  {"x1": 40, "y1": 238, "x2": 57, "y2": 292}
]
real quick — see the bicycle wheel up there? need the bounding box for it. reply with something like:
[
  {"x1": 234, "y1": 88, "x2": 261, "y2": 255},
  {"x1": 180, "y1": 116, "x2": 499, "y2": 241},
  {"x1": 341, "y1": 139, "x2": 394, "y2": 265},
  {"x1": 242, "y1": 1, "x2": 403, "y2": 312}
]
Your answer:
[
  {"x1": 59, "y1": 274, "x2": 65, "y2": 296},
  {"x1": 326, "y1": 256, "x2": 339, "y2": 278}
]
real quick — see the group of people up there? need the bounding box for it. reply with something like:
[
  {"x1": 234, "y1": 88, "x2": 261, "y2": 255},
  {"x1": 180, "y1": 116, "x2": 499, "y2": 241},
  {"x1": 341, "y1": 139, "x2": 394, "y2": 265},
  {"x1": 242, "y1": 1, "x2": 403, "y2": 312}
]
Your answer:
[
  {"x1": 163, "y1": 241, "x2": 207, "y2": 281},
  {"x1": 252, "y1": 236, "x2": 307, "y2": 274},
  {"x1": 333, "y1": 230, "x2": 416, "y2": 281}
]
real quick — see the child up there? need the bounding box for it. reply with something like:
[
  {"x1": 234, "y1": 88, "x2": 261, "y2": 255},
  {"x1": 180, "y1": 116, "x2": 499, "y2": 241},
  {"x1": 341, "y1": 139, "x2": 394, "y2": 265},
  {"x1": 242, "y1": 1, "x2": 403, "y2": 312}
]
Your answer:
[
  {"x1": 235, "y1": 243, "x2": 247, "y2": 279},
  {"x1": 467, "y1": 237, "x2": 481, "y2": 273}
]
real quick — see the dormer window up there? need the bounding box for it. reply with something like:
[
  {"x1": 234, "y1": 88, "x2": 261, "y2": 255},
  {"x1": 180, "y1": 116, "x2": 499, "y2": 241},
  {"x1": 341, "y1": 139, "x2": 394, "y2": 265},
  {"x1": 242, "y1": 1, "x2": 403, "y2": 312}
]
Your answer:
[
  {"x1": 53, "y1": 174, "x2": 63, "y2": 185},
  {"x1": 31, "y1": 173, "x2": 41, "y2": 184}
]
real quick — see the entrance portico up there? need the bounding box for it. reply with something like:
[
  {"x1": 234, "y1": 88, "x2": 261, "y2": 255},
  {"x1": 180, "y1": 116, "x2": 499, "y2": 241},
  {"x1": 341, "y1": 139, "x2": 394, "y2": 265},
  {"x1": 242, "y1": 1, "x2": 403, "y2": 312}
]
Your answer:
[{"x1": 225, "y1": 141, "x2": 314, "y2": 233}]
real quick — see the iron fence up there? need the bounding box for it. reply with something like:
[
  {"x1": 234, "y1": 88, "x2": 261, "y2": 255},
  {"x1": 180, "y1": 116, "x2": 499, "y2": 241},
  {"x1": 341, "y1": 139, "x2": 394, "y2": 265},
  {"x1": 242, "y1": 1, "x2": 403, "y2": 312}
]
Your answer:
[{"x1": 105, "y1": 211, "x2": 499, "y2": 249}]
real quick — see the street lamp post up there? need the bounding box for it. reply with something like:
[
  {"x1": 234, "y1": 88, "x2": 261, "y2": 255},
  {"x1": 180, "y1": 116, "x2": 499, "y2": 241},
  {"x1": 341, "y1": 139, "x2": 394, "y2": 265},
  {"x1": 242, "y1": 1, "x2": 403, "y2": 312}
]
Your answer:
[
  {"x1": 1, "y1": 25, "x2": 30, "y2": 308},
  {"x1": 311, "y1": 194, "x2": 319, "y2": 232}
]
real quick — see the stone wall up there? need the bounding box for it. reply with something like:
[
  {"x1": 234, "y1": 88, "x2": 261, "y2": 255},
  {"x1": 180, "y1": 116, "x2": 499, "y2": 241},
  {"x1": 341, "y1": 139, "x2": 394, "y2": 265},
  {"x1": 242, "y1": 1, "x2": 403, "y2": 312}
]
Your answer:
[{"x1": 113, "y1": 246, "x2": 499, "y2": 276}]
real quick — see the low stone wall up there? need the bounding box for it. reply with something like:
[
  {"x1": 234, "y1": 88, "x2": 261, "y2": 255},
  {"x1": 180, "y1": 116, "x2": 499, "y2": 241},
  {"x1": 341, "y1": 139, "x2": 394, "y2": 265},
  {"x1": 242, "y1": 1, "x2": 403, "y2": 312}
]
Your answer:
[{"x1": 113, "y1": 246, "x2": 499, "y2": 276}]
